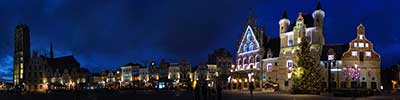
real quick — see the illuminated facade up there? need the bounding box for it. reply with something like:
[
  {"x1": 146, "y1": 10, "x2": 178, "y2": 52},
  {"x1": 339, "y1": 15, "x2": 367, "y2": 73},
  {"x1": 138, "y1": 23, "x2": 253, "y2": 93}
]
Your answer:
[
  {"x1": 13, "y1": 24, "x2": 31, "y2": 87},
  {"x1": 231, "y1": 1, "x2": 381, "y2": 92},
  {"x1": 231, "y1": 8, "x2": 266, "y2": 90},
  {"x1": 120, "y1": 63, "x2": 141, "y2": 86},
  {"x1": 26, "y1": 47, "x2": 88, "y2": 92},
  {"x1": 208, "y1": 48, "x2": 233, "y2": 87},
  {"x1": 168, "y1": 63, "x2": 180, "y2": 85},
  {"x1": 179, "y1": 60, "x2": 192, "y2": 88},
  {"x1": 340, "y1": 24, "x2": 381, "y2": 89}
]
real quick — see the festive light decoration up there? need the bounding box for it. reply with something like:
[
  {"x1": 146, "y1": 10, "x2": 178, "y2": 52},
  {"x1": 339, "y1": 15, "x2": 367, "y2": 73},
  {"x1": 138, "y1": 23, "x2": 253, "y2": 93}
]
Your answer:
[{"x1": 343, "y1": 65, "x2": 361, "y2": 81}]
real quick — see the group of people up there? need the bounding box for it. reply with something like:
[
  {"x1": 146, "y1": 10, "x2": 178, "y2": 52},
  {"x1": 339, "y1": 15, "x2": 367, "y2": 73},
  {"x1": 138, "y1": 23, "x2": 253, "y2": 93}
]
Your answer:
[
  {"x1": 193, "y1": 81, "x2": 222, "y2": 100},
  {"x1": 193, "y1": 81, "x2": 256, "y2": 100}
]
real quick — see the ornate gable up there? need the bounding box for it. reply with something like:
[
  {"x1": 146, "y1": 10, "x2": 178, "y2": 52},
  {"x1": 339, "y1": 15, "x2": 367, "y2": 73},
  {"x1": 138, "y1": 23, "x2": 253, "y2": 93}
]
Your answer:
[
  {"x1": 342, "y1": 24, "x2": 380, "y2": 61},
  {"x1": 237, "y1": 25, "x2": 261, "y2": 55}
]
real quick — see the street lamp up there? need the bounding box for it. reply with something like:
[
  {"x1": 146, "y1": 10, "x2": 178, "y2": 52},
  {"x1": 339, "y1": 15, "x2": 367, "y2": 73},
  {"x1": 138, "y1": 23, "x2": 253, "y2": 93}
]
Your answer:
[
  {"x1": 327, "y1": 49, "x2": 336, "y2": 93},
  {"x1": 327, "y1": 55, "x2": 335, "y2": 93}
]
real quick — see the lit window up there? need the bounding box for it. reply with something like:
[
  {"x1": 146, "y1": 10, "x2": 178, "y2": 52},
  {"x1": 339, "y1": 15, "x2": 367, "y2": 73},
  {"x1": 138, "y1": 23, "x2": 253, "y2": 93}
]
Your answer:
[
  {"x1": 249, "y1": 43, "x2": 254, "y2": 51},
  {"x1": 359, "y1": 35, "x2": 364, "y2": 39},
  {"x1": 354, "y1": 43, "x2": 357, "y2": 47},
  {"x1": 366, "y1": 52, "x2": 371, "y2": 57},
  {"x1": 288, "y1": 34, "x2": 294, "y2": 46},
  {"x1": 297, "y1": 38, "x2": 301, "y2": 43},
  {"x1": 328, "y1": 55, "x2": 334, "y2": 60},
  {"x1": 267, "y1": 63, "x2": 272, "y2": 71},
  {"x1": 366, "y1": 43, "x2": 369, "y2": 47},
  {"x1": 352, "y1": 51, "x2": 357, "y2": 56},
  {"x1": 243, "y1": 44, "x2": 247, "y2": 52},
  {"x1": 358, "y1": 43, "x2": 364, "y2": 48},
  {"x1": 287, "y1": 60, "x2": 293, "y2": 70}
]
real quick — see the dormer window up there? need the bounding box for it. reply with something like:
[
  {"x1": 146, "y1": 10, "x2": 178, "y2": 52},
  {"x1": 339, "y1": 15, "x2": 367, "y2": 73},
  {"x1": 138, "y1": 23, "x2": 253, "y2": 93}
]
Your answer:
[
  {"x1": 354, "y1": 43, "x2": 357, "y2": 47},
  {"x1": 359, "y1": 35, "x2": 364, "y2": 39},
  {"x1": 358, "y1": 43, "x2": 364, "y2": 48}
]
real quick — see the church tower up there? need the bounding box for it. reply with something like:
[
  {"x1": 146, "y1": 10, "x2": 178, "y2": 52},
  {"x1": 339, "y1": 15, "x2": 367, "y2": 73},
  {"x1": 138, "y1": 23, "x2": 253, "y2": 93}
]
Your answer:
[
  {"x1": 13, "y1": 24, "x2": 31, "y2": 86},
  {"x1": 312, "y1": 0, "x2": 325, "y2": 45},
  {"x1": 49, "y1": 43, "x2": 54, "y2": 58},
  {"x1": 279, "y1": 10, "x2": 290, "y2": 34}
]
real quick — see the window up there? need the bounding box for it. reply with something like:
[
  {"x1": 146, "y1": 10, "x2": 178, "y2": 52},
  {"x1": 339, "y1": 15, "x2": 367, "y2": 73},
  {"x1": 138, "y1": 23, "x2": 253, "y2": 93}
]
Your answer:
[
  {"x1": 358, "y1": 43, "x2": 364, "y2": 48},
  {"x1": 371, "y1": 82, "x2": 377, "y2": 89},
  {"x1": 267, "y1": 63, "x2": 272, "y2": 71},
  {"x1": 366, "y1": 43, "x2": 369, "y2": 47},
  {"x1": 328, "y1": 55, "x2": 334, "y2": 60},
  {"x1": 359, "y1": 35, "x2": 364, "y2": 39},
  {"x1": 288, "y1": 34, "x2": 294, "y2": 46},
  {"x1": 284, "y1": 81, "x2": 289, "y2": 87},
  {"x1": 351, "y1": 51, "x2": 357, "y2": 56},
  {"x1": 354, "y1": 43, "x2": 357, "y2": 47},
  {"x1": 287, "y1": 60, "x2": 293, "y2": 70},
  {"x1": 361, "y1": 82, "x2": 367, "y2": 88},
  {"x1": 366, "y1": 52, "x2": 371, "y2": 57},
  {"x1": 249, "y1": 43, "x2": 254, "y2": 51},
  {"x1": 243, "y1": 44, "x2": 247, "y2": 52}
]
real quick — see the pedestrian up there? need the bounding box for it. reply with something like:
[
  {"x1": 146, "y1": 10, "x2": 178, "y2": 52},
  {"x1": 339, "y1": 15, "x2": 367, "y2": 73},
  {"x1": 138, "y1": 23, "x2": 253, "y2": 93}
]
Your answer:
[
  {"x1": 195, "y1": 83, "x2": 200, "y2": 100},
  {"x1": 216, "y1": 83, "x2": 222, "y2": 100},
  {"x1": 249, "y1": 82, "x2": 254, "y2": 100}
]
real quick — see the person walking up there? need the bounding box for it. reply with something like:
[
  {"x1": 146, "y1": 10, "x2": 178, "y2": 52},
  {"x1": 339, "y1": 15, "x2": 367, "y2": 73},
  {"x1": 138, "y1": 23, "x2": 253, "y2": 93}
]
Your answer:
[
  {"x1": 216, "y1": 83, "x2": 222, "y2": 100},
  {"x1": 249, "y1": 82, "x2": 255, "y2": 100}
]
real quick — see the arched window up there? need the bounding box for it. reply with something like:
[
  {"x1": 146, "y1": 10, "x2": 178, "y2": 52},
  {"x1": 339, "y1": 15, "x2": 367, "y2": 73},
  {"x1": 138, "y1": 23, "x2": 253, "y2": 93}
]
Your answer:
[
  {"x1": 255, "y1": 55, "x2": 260, "y2": 62},
  {"x1": 243, "y1": 58, "x2": 247, "y2": 64},
  {"x1": 246, "y1": 33, "x2": 251, "y2": 41},
  {"x1": 249, "y1": 43, "x2": 254, "y2": 51},
  {"x1": 243, "y1": 44, "x2": 248, "y2": 52}
]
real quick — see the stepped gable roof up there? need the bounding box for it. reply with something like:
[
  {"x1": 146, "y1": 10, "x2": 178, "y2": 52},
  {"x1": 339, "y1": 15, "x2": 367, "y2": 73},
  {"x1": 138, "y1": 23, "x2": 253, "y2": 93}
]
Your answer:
[{"x1": 287, "y1": 13, "x2": 314, "y2": 32}]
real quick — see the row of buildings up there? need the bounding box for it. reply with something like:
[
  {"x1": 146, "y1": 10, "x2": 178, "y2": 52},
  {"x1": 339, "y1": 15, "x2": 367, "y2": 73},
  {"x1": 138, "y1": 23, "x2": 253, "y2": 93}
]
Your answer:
[
  {"x1": 230, "y1": 1, "x2": 381, "y2": 92},
  {"x1": 12, "y1": 23, "x2": 234, "y2": 92},
  {"x1": 90, "y1": 48, "x2": 233, "y2": 90}
]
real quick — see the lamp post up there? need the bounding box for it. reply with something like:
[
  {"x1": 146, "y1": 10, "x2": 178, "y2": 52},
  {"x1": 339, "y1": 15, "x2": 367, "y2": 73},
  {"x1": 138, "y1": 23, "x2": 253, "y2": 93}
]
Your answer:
[{"x1": 327, "y1": 49, "x2": 336, "y2": 93}]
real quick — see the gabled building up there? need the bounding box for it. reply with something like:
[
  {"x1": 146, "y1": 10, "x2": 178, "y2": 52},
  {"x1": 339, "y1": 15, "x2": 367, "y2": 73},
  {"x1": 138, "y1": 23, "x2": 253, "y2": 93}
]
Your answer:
[
  {"x1": 26, "y1": 45, "x2": 88, "y2": 92},
  {"x1": 231, "y1": 1, "x2": 381, "y2": 92}
]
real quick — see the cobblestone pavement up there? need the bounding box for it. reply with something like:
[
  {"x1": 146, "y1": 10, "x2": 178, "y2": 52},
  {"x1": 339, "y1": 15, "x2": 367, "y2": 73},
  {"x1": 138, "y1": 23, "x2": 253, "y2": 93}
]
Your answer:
[{"x1": 1, "y1": 90, "x2": 400, "y2": 100}]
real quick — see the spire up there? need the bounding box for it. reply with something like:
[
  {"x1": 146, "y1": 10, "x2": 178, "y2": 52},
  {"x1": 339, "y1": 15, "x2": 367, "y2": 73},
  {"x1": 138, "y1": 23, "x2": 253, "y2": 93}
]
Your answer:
[
  {"x1": 50, "y1": 42, "x2": 54, "y2": 58},
  {"x1": 281, "y1": 10, "x2": 288, "y2": 19},
  {"x1": 316, "y1": 0, "x2": 323, "y2": 10},
  {"x1": 357, "y1": 23, "x2": 365, "y2": 35},
  {"x1": 247, "y1": 7, "x2": 256, "y2": 27}
]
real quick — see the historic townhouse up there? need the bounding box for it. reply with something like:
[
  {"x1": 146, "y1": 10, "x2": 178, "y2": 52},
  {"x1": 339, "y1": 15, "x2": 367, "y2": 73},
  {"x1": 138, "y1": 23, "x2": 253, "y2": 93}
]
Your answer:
[{"x1": 230, "y1": 1, "x2": 381, "y2": 92}]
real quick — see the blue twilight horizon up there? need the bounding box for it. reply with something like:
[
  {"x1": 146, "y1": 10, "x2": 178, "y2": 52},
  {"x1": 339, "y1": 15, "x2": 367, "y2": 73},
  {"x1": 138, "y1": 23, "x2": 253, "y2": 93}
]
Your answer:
[{"x1": 0, "y1": 0, "x2": 400, "y2": 81}]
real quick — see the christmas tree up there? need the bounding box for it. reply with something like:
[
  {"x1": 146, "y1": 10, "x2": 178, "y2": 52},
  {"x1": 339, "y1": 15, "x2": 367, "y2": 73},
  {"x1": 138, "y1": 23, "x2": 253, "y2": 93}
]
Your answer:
[{"x1": 292, "y1": 29, "x2": 322, "y2": 94}]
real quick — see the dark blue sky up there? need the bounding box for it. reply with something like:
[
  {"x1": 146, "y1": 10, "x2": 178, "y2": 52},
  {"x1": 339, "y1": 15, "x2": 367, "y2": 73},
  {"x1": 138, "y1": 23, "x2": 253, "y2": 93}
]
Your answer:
[{"x1": 1, "y1": 0, "x2": 399, "y2": 81}]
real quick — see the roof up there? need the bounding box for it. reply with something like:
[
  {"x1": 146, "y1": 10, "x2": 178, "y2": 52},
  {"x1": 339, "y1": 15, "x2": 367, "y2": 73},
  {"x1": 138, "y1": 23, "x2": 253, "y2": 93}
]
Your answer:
[
  {"x1": 123, "y1": 62, "x2": 142, "y2": 67},
  {"x1": 281, "y1": 10, "x2": 288, "y2": 19},
  {"x1": 320, "y1": 44, "x2": 349, "y2": 61},
  {"x1": 287, "y1": 13, "x2": 314, "y2": 32},
  {"x1": 316, "y1": 0, "x2": 323, "y2": 10},
  {"x1": 263, "y1": 37, "x2": 281, "y2": 58},
  {"x1": 47, "y1": 56, "x2": 80, "y2": 69}
]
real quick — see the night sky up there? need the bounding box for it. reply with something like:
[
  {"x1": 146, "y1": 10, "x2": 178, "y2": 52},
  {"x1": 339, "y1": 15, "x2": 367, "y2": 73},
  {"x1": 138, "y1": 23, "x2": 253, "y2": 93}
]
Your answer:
[{"x1": 0, "y1": 0, "x2": 399, "y2": 81}]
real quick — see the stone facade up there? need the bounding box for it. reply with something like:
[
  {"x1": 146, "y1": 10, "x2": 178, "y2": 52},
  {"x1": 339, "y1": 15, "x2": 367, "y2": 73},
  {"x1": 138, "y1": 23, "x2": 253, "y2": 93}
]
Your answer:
[
  {"x1": 231, "y1": 1, "x2": 381, "y2": 92},
  {"x1": 13, "y1": 24, "x2": 31, "y2": 87}
]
